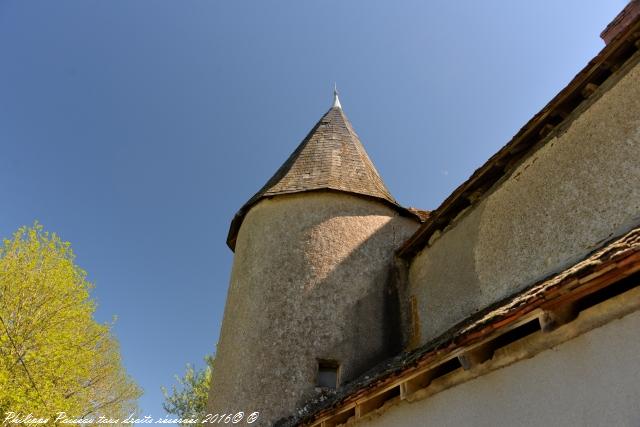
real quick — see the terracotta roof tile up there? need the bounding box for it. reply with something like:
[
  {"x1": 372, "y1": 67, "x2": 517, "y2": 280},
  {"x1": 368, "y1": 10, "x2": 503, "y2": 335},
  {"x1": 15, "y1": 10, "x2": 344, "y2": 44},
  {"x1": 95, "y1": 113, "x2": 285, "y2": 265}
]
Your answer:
[
  {"x1": 278, "y1": 225, "x2": 640, "y2": 426},
  {"x1": 601, "y1": 0, "x2": 640, "y2": 44}
]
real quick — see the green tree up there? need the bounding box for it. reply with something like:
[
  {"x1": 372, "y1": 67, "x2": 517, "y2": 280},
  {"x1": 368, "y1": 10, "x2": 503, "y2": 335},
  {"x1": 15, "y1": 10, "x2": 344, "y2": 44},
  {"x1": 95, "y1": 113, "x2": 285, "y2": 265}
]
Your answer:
[
  {"x1": 0, "y1": 223, "x2": 141, "y2": 421},
  {"x1": 162, "y1": 355, "x2": 213, "y2": 424}
]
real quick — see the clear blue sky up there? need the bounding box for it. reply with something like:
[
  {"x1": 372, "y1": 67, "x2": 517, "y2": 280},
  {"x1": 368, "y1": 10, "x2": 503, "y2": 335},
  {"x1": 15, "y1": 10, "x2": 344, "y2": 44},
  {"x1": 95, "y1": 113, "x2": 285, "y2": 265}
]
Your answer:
[{"x1": 0, "y1": 0, "x2": 626, "y2": 422}]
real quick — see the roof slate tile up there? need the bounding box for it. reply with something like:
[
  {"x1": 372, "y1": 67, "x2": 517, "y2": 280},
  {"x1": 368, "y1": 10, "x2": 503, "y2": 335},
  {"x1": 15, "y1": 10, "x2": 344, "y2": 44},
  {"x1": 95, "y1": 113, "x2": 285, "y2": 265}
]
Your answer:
[{"x1": 226, "y1": 105, "x2": 406, "y2": 249}]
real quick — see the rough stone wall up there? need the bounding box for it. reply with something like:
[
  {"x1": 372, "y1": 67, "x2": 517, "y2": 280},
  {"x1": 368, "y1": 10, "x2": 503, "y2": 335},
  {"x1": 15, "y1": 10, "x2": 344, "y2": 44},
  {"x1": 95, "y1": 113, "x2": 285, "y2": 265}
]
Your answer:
[
  {"x1": 409, "y1": 56, "x2": 640, "y2": 344},
  {"x1": 207, "y1": 192, "x2": 419, "y2": 425},
  {"x1": 355, "y1": 309, "x2": 640, "y2": 427}
]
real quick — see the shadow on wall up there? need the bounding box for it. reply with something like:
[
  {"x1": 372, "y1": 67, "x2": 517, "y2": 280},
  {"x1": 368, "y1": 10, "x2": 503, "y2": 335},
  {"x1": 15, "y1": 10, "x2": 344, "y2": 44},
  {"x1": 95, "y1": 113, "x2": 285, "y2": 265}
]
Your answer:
[
  {"x1": 208, "y1": 192, "x2": 420, "y2": 425},
  {"x1": 410, "y1": 58, "x2": 640, "y2": 344},
  {"x1": 294, "y1": 212, "x2": 419, "y2": 388}
]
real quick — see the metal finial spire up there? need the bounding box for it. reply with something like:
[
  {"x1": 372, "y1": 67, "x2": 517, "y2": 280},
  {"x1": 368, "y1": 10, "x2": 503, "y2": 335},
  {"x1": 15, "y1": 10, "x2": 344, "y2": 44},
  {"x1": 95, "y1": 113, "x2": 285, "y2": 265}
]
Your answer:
[{"x1": 332, "y1": 83, "x2": 342, "y2": 109}]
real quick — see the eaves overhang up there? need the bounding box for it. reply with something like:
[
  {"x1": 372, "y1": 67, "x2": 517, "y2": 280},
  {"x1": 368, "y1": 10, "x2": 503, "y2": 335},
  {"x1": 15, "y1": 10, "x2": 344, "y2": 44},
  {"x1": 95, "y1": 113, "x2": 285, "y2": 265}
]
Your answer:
[
  {"x1": 398, "y1": 12, "x2": 640, "y2": 259},
  {"x1": 279, "y1": 225, "x2": 640, "y2": 427}
]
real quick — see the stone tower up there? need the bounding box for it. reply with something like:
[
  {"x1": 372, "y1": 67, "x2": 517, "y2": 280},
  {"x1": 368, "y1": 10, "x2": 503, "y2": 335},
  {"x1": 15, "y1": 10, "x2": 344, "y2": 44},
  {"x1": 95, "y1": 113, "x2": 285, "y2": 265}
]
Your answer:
[{"x1": 207, "y1": 92, "x2": 420, "y2": 425}]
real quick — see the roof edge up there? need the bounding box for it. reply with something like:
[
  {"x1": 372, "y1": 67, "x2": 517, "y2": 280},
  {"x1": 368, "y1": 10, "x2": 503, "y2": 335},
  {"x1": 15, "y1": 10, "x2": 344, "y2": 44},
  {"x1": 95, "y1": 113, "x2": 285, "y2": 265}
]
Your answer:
[
  {"x1": 279, "y1": 225, "x2": 640, "y2": 426},
  {"x1": 398, "y1": 14, "x2": 640, "y2": 259},
  {"x1": 226, "y1": 188, "x2": 424, "y2": 251},
  {"x1": 226, "y1": 103, "x2": 417, "y2": 251}
]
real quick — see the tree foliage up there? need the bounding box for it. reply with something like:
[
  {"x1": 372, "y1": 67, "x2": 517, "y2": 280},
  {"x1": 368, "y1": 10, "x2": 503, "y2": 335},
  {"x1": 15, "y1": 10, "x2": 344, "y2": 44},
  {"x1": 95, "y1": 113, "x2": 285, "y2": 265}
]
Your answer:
[
  {"x1": 162, "y1": 355, "x2": 213, "y2": 424},
  {"x1": 0, "y1": 223, "x2": 141, "y2": 420}
]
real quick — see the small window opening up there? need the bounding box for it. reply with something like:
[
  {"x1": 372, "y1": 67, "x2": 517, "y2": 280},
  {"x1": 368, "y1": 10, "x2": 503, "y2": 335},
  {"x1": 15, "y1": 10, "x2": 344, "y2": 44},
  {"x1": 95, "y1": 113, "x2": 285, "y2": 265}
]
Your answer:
[{"x1": 317, "y1": 359, "x2": 340, "y2": 389}]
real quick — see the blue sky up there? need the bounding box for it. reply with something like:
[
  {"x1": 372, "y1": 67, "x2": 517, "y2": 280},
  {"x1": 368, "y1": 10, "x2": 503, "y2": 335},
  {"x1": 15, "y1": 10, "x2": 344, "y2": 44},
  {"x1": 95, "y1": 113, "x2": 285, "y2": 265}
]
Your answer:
[{"x1": 0, "y1": 0, "x2": 626, "y2": 422}]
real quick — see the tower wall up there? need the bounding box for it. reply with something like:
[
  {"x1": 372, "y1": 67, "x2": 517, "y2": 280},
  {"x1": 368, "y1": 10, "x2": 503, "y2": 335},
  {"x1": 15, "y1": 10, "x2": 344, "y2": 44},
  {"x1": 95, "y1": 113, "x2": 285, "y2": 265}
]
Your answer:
[{"x1": 207, "y1": 191, "x2": 419, "y2": 425}]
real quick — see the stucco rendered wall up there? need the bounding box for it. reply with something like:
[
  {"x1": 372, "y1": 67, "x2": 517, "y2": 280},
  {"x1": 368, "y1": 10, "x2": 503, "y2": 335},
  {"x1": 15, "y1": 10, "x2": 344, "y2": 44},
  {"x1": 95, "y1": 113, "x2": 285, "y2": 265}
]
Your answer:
[
  {"x1": 356, "y1": 309, "x2": 640, "y2": 427},
  {"x1": 207, "y1": 192, "x2": 419, "y2": 426},
  {"x1": 409, "y1": 56, "x2": 640, "y2": 343}
]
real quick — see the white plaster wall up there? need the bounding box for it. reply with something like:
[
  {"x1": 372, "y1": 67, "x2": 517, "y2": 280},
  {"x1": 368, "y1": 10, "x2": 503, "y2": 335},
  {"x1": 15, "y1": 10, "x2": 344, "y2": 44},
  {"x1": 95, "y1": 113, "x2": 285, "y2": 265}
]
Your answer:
[
  {"x1": 207, "y1": 192, "x2": 419, "y2": 426},
  {"x1": 359, "y1": 309, "x2": 640, "y2": 427},
  {"x1": 409, "y1": 57, "x2": 640, "y2": 343}
]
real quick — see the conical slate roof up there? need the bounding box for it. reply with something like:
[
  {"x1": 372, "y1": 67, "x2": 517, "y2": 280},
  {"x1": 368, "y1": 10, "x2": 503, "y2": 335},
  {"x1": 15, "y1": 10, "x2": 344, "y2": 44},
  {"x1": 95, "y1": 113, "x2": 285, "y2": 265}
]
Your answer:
[{"x1": 227, "y1": 99, "x2": 406, "y2": 250}]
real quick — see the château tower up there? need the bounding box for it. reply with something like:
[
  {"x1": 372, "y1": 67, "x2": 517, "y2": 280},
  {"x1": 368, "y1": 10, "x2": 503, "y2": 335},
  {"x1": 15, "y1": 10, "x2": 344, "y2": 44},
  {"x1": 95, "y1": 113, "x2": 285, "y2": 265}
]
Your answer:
[
  {"x1": 206, "y1": 5, "x2": 640, "y2": 425},
  {"x1": 206, "y1": 91, "x2": 421, "y2": 425}
]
